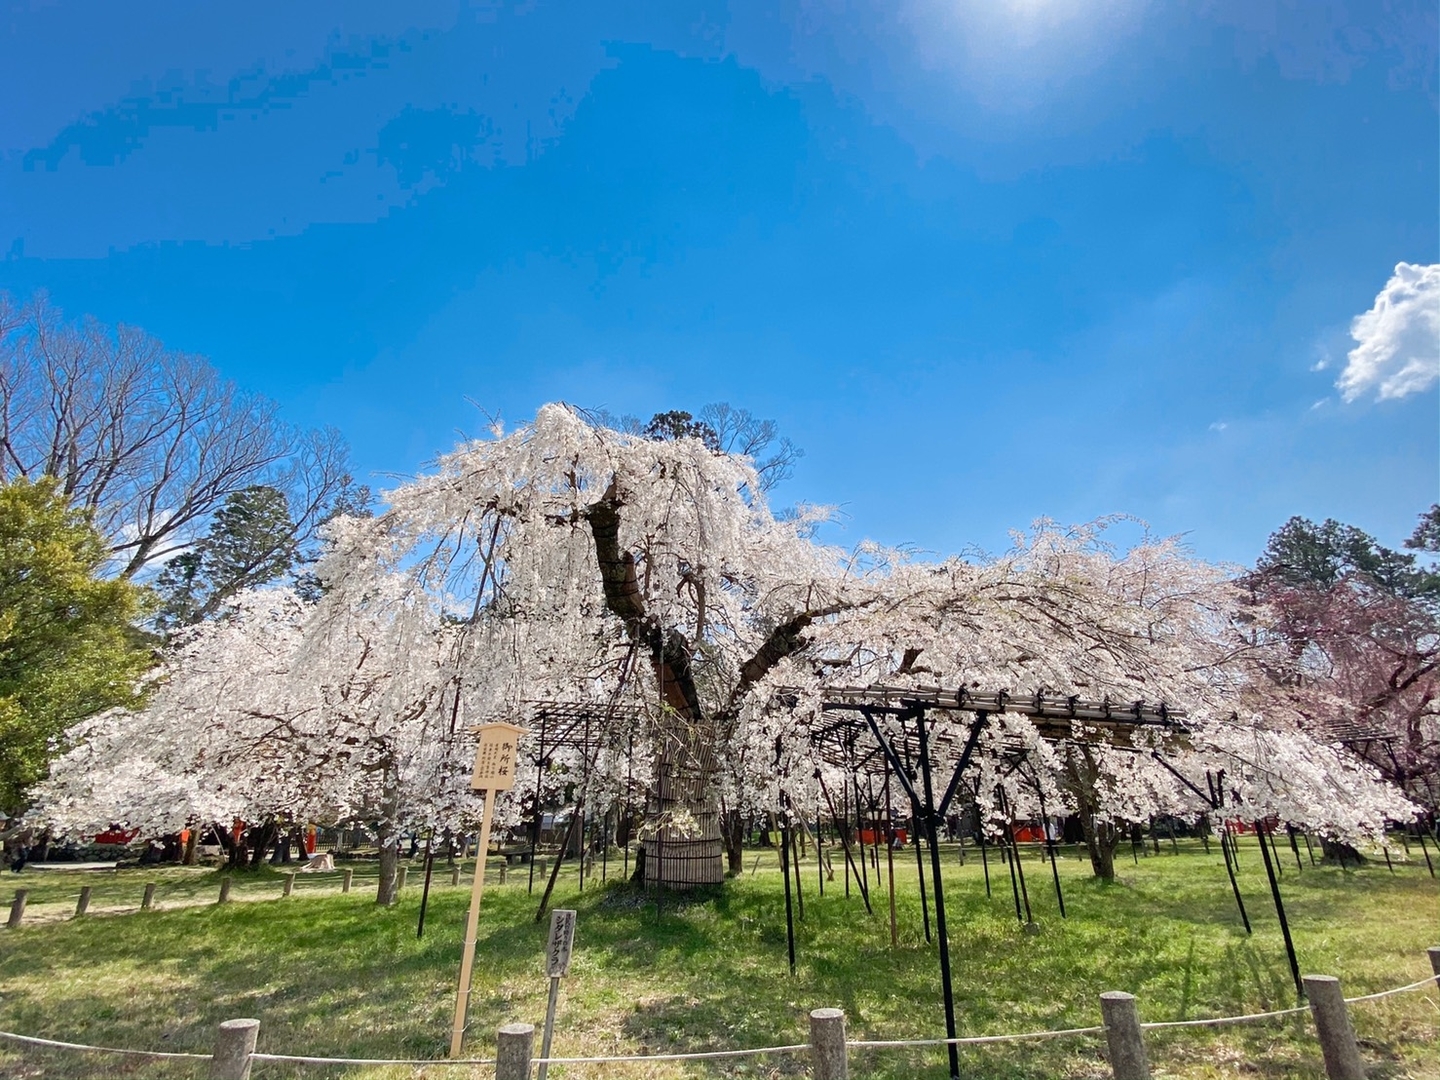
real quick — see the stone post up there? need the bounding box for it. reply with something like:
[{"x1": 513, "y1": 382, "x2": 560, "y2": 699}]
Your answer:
[
  {"x1": 142, "y1": 882, "x2": 157, "y2": 910},
  {"x1": 341, "y1": 868, "x2": 353, "y2": 893},
  {"x1": 210, "y1": 1018, "x2": 260, "y2": 1080},
  {"x1": 809, "y1": 1007, "x2": 848, "y2": 1080},
  {"x1": 496, "y1": 1021, "x2": 535, "y2": 1080},
  {"x1": 451, "y1": 865, "x2": 461, "y2": 887},
  {"x1": 397, "y1": 866, "x2": 408, "y2": 891},
  {"x1": 283, "y1": 873, "x2": 295, "y2": 898},
  {"x1": 1099, "y1": 991, "x2": 1151, "y2": 1080},
  {"x1": 75, "y1": 886, "x2": 92, "y2": 916},
  {"x1": 1303, "y1": 975, "x2": 1366, "y2": 1080},
  {"x1": 7, "y1": 889, "x2": 27, "y2": 928},
  {"x1": 218, "y1": 877, "x2": 232, "y2": 904},
  {"x1": 499, "y1": 863, "x2": 508, "y2": 884}
]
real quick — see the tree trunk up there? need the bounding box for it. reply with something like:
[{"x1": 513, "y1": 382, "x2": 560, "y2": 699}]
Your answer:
[
  {"x1": 1080, "y1": 813, "x2": 1118, "y2": 880},
  {"x1": 1063, "y1": 746, "x2": 1118, "y2": 880},
  {"x1": 182, "y1": 827, "x2": 198, "y2": 866},
  {"x1": 1319, "y1": 837, "x2": 1366, "y2": 866},
  {"x1": 722, "y1": 809, "x2": 745, "y2": 875},
  {"x1": 247, "y1": 821, "x2": 279, "y2": 869},
  {"x1": 641, "y1": 729, "x2": 725, "y2": 888},
  {"x1": 375, "y1": 766, "x2": 402, "y2": 906}
]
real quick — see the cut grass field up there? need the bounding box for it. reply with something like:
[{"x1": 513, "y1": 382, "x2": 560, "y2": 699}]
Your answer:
[{"x1": 1, "y1": 838, "x2": 1436, "y2": 1080}]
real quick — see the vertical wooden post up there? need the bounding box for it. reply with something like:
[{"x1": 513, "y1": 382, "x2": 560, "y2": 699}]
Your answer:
[
  {"x1": 75, "y1": 886, "x2": 92, "y2": 916},
  {"x1": 217, "y1": 878, "x2": 232, "y2": 904},
  {"x1": 210, "y1": 1018, "x2": 259, "y2": 1080},
  {"x1": 1427, "y1": 945, "x2": 1440, "y2": 981},
  {"x1": 396, "y1": 866, "x2": 408, "y2": 891},
  {"x1": 1099, "y1": 992, "x2": 1151, "y2": 1080},
  {"x1": 142, "y1": 882, "x2": 157, "y2": 910},
  {"x1": 809, "y1": 1008, "x2": 848, "y2": 1080},
  {"x1": 451, "y1": 865, "x2": 462, "y2": 887},
  {"x1": 1303, "y1": 975, "x2": 1365, "y2": 1080},
  {"x1": 282, "y1": 873, "x2": 295, "y2": 898},
  {"x1": 341, "y1": 868, "x2": 353, "y2": 893},
  {"x1": 450, "y1": 790, "x2": 497, "y2": 1057},
  {"x1": 8, "y1": 889, "x2": 28, "y2": 928},
  {"x1": 495, "y1": 1022, "x2": 534, "y2": 1080}
]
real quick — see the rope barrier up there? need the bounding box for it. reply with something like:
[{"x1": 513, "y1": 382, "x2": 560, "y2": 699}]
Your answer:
[
  {"x1": 0, "y1": 1031, "x2": 210, "y2": 1061},
  {"x1": 252, "y1": 1053, "x2": 497, "y2": 1067},
  {"x1": 0, "y1": 972, "x2": 1432, "y2": 1069},
  {"x1": 533, "y1": 1043, "x2": 810, "y2": 1064},
  {"x1": 1343, "y1": 975, "x2": 1439, "y2": 1003},
  {"x1": 1140, "y1": 1005, "x2": 1309, "y2": 1030},
  {"x1": 848, "y1": 1025, "x2": 1106, "y2": 1048}
]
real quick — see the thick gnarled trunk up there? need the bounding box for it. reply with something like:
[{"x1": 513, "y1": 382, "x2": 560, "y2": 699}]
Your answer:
[{"x1": 587, "y1": 480, "x2": 832, "y2": 891}]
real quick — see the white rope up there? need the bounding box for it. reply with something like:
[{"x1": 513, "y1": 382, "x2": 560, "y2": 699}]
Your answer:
[
  {"x1": 534, "y1": 1043, "x2": 810, "y2": 1064},
  {"x1": 0, "y1": 1030, "x2": 210, "y2": 1061},
  {"x1": 1345, "y1": 975, "x2": 1439, "y2": 1003},
  {"x1": 1141, "y1": 1005, "x2": 1309, "y2": 1029},
  {"x1": 252, "y1": 1053, "x2": 496, "y2": 1066},
  {"x1": 1139, "y1": 974, "x2": 1439, "y2": 1030},
  {"x1": 848, "y1": 1025, "x2": 1105, "y2": 1048},
  {"x1": 2, "y1": 973, "x2": 1433, "y2": 1069}
]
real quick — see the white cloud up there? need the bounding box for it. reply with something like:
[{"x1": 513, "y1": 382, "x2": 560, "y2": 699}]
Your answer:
[
  {"x1": 1208, "y1": 421, "x2": 1227, "y2": 432},
  {"x1": 1337, "y1": 262, "x2": 1440, "y2": 403}
]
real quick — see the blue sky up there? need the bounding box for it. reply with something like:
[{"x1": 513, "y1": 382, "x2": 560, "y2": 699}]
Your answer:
[{"x1": 3, "y1": 0, "x2": 1436, "y2": 564}]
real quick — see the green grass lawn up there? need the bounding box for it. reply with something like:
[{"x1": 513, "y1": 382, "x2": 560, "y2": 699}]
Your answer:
[{"x1": 1, "y1": 838, "x2": 1436, "y2": 1080}]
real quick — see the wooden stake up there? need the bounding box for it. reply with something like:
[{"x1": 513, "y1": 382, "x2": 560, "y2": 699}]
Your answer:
[{"x1": 450, "y1": 791, "x2": 495, "y2": 1057}]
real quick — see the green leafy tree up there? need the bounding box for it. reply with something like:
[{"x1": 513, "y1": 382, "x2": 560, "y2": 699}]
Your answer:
[
  {"x1": 154, "y1": 485, "x2": 301, "y2": 631},
  {"x1": 1404, "y1": 504, "x2": 1440, "y2": 555},
  {"x1": 1256, "y1": 514, "x2": 1440, "y2": 602},
  {"x1": 0, "y1": 478, "x2": 151, "y2": 812}
]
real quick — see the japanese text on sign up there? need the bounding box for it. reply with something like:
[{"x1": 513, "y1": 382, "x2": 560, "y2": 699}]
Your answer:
[
  {"x1": 470, "y1": 723, "x2": 526, "y2": 792},
  {"x1": 545, "y1": 909, "x2": 576, "y2": 977}
]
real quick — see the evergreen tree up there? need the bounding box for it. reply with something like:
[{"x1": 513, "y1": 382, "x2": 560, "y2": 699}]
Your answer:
[{"x1": 154, "y1": 485, "x2": 301, "y2": 631}]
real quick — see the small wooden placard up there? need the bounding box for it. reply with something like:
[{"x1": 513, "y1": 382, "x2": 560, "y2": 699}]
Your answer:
[
  {"x1": 469, "y1": 722, "x2": 527, "y2": 792},
  {"x1": 545, "y1": 909, "x2": 577, "y2": 977}
]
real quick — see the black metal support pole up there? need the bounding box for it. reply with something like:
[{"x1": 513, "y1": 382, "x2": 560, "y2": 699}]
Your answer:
[
  {"x1": 853, "y1": 768, "x2": 871, "y2": 902},
  {"x1": 791, "y1": 819, "x2": 805, "y2": 919},
  {"x1": 1130, "y1": 824, "x2": 1141, "y2": 865},
  {"x1": 416, "y1": 829, "x2": 437, "y2": 939},
  {"x1": 914, "y1": 708, "x2": 960, "y2": 1080},
  {"x1": 1220, "y1": 827, "x2": 1251, "y2": 933},
  {"x1": 1266, "y1": 825, "x2": 1284, "y2": 877},
  {"x1": 977, "y1": 820, "x2": 992, "y2": 897},
  {"x1": 884, "y1": 762, "x2": 899, "y2": 950},
  {"x1": 1003, "y1": 800, "x2": 1023, "y2": 923},
  {"x1": 841, "y1": 782, "x2": 850, "y2": 899},
  {"x1": 999, "y1": 787, "x2": 1032, "y2": 924},
  {"x1": 816, "y1": 770, "x2": 871, "y2": 913},
  {"x1": 1255, "y1": 821, "x2": 1302, "y2": 997},
  {"x1": 1303, "y1": 830, "x2": 1317, "y2": 867},
  {"x1": 780, "y1": 811, "x2": 796, "y2": 974},
  {"x1": 1286, "y1": 825, "x2": 1303, "y2": 873},
  {"x1": 1036, "y1": 784, "x2": 1066, "y2": 918},
  {"x1": 914, "y1": 814, "x2": 932, "y2": 941},
  {"x1": 1414, "y1": 824, "x2": 1435, "y2": 877},
  {"x1": 974, "y1": 781, "x2": 991, "y2": 898}
]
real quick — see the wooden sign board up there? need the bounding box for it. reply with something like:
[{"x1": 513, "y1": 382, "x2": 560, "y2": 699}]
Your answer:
[
  {"x1": 469, "y1": 722, "x2": 527, "y2": 792},
  {"x1": 545, "y1": 909, "x2": 576, "y2": 977}
]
